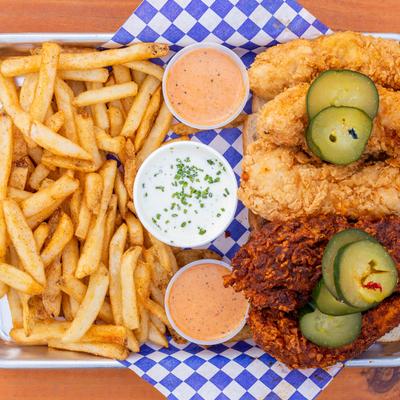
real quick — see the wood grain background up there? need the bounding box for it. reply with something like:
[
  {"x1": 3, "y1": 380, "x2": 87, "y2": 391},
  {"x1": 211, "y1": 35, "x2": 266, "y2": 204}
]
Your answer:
[{"x1": 0, "y1": 0, "x2": 400, "y2": 399}]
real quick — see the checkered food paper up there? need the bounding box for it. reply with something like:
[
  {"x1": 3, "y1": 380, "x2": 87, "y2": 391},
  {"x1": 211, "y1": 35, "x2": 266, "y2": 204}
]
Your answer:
[{"x1": 105, "y1": 1, "x2": 340, "y2": 399}]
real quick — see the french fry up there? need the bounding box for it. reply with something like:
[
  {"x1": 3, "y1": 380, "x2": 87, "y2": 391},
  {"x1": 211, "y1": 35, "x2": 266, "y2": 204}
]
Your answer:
[
  {"x1": 125, "y1": 212, "x2": 144, "y2": 246},
  {"x1": 19, "y1": 293, "x2": 35, "y2": 336},
  {"x1": 75, "y1": 199, "x2": 92, "y2": 240},
  {"x1": 150, "y1": 313, "x2": 167, "y2": 335},
  {"x1": 135, "y1": 301, "x2": 149, "y2": 344},
  {"x1": 108, "y1": 106, "x2": 124, "y2": 137},
  {"x1": 75, "y1": 112, "x2": 103, "y2": 170},
  {"x1": 75, "y1": 160, "x2": 116, "y2": 278},
  {"x1": 28, "y1": 146, "x2": 43, "y2": 165},
  {"x1": 84, "y1": 173, "x2": 103, "y2": 215},
  {"x1": 135, "y1": 87, "x2": 161, "y2": 151},
  {"x1": 59, "y1": 68, "x2": 109, "y2": 83},
  {"x1": 94, "y1": 126, "x2": 125, "y2": 154},
  {"x1": 132, "y1": 70, "x2": 146, "y2": 85},
  {"x1": 121, "y1": 247, "x2": 141, "y2": 330},
  {"x1": 148, "y1": 321, "x2": 168, "y2": 348},
  {"x1": 7, "y1": 288, "x2": 23, "y2": 328},
  {"x1": 98, "y1": 159, "x2": 118, "y2": 219},
  {"x1": 105, "y1": 75, "x2": 125, "y2": 115},
  {"x1": 0, "y1": 282, "x2": 7, "y2": 299},
  {"x1": 61, "y1": 237, "x2": 79, "y2": 277},
  {"x1": 175, "y1": 248, "x2": 221, "y2": 268},
  {"x1": 30, "y1": 42, "x2": 60, "y2": 123},
  {"x1": 69, "y1": 187, "x2": 81, "y2": 227},
  {"x1": 125, "y1": 60, "x2": 164, "y2": 81},
  {"x1": 12, "y1": 128, "x2": 28, "y2": 162},
  {"x1": 121, "y1": 75, "x2": 160, "y2": 137},
  {"x1": 63, "y1": 264, "x2": 109, "y2": 342},
  {"x1": 33, "y1": 222, "x2": 50, "y2": 252},
  {"x1": 137, "y1": 101, "x2": 173, "y2": 166},
  {"x1": 74, "y1": 82, "x2": 137, "y2": 107},
  {"x1": 9, "y1": 158, "x2": 29, "y2": 190},
  {"x1": 28, "y1": 163, "x2": 50, "y2": 190},
  {"x1": 54, "y1": 78, "x2": 78, "y2": 143},
  {"x1": 45, "y1": 110, "x2": 65, "y2": 133},
  {"x1": 1, "y1": 43, "x2": 169, "y2": 76},
  {"x1": 67, "y1": 80, "x2": 86, "y2": 97},
  {"x1": 3, "y1": 199, "x2": 46, "y2": 285},
  {"x1": 149, "y1": 233, "x2": 177, "y2": 275},
  {"x1": 41, "y1": 152, "x2": 95, "y2": 173},
  {"x1": 0, "y1": 72, "x2": 34, "y2": 145},
  {"x1": 108, "y1": 223, "x2": 128, "y2": 326},
  {"x1": 0, "y1": 115, "x2": 13, "y2": 263},
  {"x1": 20, "y1": 174, "x2": 79, "y2": 218},
  {"x1": 135, "y1": 260, "x2": 151, "y2": 300},
  {"x1": 7, "y1": 187, "x2": 32, "y2": 203},
  {"x1": 144, "y1": 247, "x2": 170, "y2": 291},
  {"x1": 172, "y1": 113, "x2": 248, "y2": 136},
  {"x1": 42, "y1": 257, "x2": 62, "y2": 317},
  {"x1": 126, "y1": 330, "x2": 140, "y2": 352},
  {"x1": 114, "y1": 171, "x2": 128, "y2": 218},
  {"x1": 30, "y1": 121, "x2": 92, "y2": 160},
  {"x1": 11, "y1": 321, "x2": 126, "y2": 346},
  {"x1": 101, "y1": 194, "x2": 117, "y2": 265},
  {"x1": 57, "y1": 275, "x2": 113, "y2": 324},
  {"x1": 86, "y1": 82, "x2": 110, "y2": 132},
  {"x1": 25, "y1": 197, "x2": 65, "y2": 230},
  {"x1": 48, "y1": 339, "x2": 128, "y2": 360},
  {"x1": 112, "y1": 65, "x2": 134, "y2": 114},
  {"x1": 149, "y1": 283, "x2": 164, "y2": 306},
  {"x1": 41, "y1": 212, "x2": 74, "y2": 267},
  {"x1": 19, "y1": 73, "x2": 38, "y2": 112},
  {"x1": 122, "y1": 139, "x2": 136, "y2": 200},
  {"x1": 75, "y1": 216, "x2": 104, "y2": 279},
  {"x1": 62, "y1": 293, "x2": 74, "y2": 321},
  {"x1": 144, "y1": 298, "x2": 170, "y2": 327},
  {"x1": 0, "y1": 263, "x2": 43, "y2": 294}
]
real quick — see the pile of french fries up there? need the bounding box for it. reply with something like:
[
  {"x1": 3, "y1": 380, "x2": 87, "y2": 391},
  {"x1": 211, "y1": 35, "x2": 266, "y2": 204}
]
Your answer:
[{"x1": 0, "y1": 41, "x2": 223, "y2": 360}]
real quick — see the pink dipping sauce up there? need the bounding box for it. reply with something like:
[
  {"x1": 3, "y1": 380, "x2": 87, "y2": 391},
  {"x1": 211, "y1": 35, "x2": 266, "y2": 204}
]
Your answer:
[
  {"x1": 165, "y1": 47, "x2": 245, "y2": 127},
  {"x1": 167, "y1": 263, "x2": 248, "y2": 342}
]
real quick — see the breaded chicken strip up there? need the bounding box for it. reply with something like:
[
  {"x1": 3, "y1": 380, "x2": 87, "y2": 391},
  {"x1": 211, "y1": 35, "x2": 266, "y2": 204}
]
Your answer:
[
  {"x1": 227, "y1": 215, "x2": 400, "y2": 312},
  {"x1": 248, "y1": 295, "x2": 400, "y2": 369},
  {"x1": 256, "y1": 83, "x2": 400, "y2": 164},
  {"x1": 249, "y1": 31, "x2": 400, "y2": 100},
  {"x1": 239, "y1": 141, "x2": 400, "y2": 221}
]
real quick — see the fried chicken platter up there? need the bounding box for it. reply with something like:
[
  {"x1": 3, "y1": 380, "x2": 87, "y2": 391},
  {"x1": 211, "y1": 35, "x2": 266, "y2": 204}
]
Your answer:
[{"x1": 227, "y1": 32, "x2": 400, "y2": 368}]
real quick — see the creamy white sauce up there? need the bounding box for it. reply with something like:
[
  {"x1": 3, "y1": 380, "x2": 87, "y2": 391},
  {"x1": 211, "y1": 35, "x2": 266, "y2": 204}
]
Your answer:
[{"x1": 134, "y1": 142, "x2": 237, "y2": 247}]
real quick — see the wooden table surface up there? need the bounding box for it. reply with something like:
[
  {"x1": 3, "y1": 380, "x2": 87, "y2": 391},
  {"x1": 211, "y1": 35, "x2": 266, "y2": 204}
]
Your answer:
[{"x1": 0, "y1": 0, "x2": 400, "y2": 399}]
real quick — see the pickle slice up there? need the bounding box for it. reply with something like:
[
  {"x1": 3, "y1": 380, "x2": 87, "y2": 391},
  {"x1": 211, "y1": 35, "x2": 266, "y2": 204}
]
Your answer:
[
  {"x1": 306, "y1": 106, "x2": 372, "y2": 165},
  {"x1": 307, "y1": 69, "x2": 379, "y2": 119}
]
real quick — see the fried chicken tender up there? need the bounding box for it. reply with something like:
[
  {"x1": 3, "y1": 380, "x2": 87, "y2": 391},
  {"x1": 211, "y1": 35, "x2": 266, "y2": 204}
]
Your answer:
[
  {"x1": 256, "y1": 83, "x2": 400, "y2": 164},
  {"x1": 248, "y1": 295, "x2": 400, "y2": 369},
  {"x1": 227, "y1": 215, "x2": 400, "y2": 312},
  {"x1": 249, "y1": 31, "x2": 400, "y2": 100},
  {"x1": 239, "y1": 140, "x2": 400, "y2": 221}
]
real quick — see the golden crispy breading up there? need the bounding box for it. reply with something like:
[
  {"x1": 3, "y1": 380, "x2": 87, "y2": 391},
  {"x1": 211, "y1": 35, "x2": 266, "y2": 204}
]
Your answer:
[
  {"x1": 256, "y1": 83, "x2": 400, "y2": 164},
  {"x1": 239, "y1": 141, "x2": 400, "y2": 221},
  {"x1": 249, "y1": 31, "x2": 400, "y2": 100},
  {"x1": 248, "y1": 295, "x2": 400, "y2": 369}
]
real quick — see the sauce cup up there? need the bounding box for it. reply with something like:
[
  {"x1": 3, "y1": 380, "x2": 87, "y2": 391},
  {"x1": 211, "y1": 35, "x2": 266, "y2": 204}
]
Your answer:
[
  {"x1": 133, "y1": 141, "x2": 238, "y2": 248},
  {"x1": 165, "y1": 259, "x2": 249, "y2": 346},
  {"x1": 162, "y1": 42, "x2": 249, "y2": 130}
]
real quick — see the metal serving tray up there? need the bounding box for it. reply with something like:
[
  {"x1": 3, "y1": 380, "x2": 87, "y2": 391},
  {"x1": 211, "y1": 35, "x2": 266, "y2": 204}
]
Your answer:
[{"x1": 0, "y1": 32, "x2": 399, "y2": 369}]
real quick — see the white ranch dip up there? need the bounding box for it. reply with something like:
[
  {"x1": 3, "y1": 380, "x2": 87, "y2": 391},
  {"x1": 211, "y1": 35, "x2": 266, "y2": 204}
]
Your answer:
[{"x1": 133, "y1": 141, "x2": 237, "y2": 247}]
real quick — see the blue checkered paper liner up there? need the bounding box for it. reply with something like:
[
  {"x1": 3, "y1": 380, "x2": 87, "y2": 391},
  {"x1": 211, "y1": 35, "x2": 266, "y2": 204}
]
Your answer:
[{"x1": 104, "y1": 1, "x2": 340, "y2": 399}]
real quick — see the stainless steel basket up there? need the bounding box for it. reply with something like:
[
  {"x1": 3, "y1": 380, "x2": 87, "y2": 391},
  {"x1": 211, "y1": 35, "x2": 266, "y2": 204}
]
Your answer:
[{"x1": 0, "y1": 32, "x2": 399, "y2": 369}]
